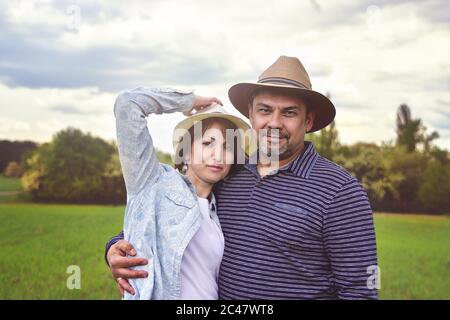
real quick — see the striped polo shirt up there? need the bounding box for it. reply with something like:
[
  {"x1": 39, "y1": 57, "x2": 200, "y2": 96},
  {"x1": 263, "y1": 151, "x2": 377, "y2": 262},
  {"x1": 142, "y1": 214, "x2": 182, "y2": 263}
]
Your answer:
[{"x1": 213, "y1": 141, "x2": 378, "y2": 299}]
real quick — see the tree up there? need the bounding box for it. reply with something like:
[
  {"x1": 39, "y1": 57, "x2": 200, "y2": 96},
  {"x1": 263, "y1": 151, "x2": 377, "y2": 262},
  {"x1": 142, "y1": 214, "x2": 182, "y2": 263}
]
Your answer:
[
  {"x1": 418, "y1": 160, "x2": 450, "y2": 213},
  {"x1": 306, "y1": 120, "x2": 340, "y2": 161},
  {"x1": 101, "y1": 149, "x2": 126, "y2": 204},
  {"x1": 22, "y1": 128, "x2": 122, "y2": 203},
  {"x1": 306, "y1": 92, "x2": 340, "y2": 160},
  {"x1": 3, "y1": 161, "x2": 23, "y2": 178},
  {"x1": 0, "y1": 140, "x2": 37, "y2": 173},
  {"x1": 428, "y1": 146, "x2": 449, "y2": 165},
  {"x1": 396, "y1": 104, "x2": 439, "y2": 152},
  {"x1": 387, "y1": 146, "x2": 429, "y2": 211},
  {"x1": 334, "y1": 143, "x2": 404, "y2": 210},
  {"x1": 157, "y1": 149, "x2": 174, "y2": 166},
  {"x1": 21, "y1": 127, "x2": 177, "y2": 204},
  {"x1": 21, "y1": 144, "x2": 49, "y2": 195}
]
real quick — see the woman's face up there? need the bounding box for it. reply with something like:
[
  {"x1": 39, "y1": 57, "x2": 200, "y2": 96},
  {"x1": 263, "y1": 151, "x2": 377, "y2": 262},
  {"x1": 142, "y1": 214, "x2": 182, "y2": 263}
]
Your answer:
[{"x1": 186, "y1": 121, "x2": 234, "y2": 184}]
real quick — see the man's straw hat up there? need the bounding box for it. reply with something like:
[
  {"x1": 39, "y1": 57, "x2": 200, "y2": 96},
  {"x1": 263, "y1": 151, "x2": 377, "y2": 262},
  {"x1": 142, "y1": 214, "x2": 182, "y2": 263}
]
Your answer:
[{"x1": 228, "y1": 55, "x2": 336, "y2": 132}]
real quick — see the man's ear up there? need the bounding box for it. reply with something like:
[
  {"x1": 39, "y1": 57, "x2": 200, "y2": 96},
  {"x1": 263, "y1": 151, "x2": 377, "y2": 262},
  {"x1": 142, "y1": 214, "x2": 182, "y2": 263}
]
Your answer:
[{"x1": 305, "y1": 111, "x2": 315, "y2": 132}]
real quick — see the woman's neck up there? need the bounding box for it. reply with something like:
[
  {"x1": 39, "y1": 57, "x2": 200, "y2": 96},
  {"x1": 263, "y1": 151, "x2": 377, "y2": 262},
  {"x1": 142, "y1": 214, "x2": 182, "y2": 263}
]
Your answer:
[{"x1": 185, "y1": 169, "x2": 213, "y2": 198}]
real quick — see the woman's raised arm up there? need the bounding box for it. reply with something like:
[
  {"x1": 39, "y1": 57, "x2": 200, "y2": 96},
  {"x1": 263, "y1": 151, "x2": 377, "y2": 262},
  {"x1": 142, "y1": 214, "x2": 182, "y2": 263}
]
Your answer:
[{"x1": 113, "y1": 87, "x2": 195, "y2": 196}]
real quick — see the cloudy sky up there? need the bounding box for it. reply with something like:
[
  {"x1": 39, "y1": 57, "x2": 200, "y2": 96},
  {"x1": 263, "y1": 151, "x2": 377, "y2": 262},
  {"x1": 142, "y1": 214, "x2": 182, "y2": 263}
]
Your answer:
[{"x1": 0, "y1": 0, "x2": 449, "y2": 153}]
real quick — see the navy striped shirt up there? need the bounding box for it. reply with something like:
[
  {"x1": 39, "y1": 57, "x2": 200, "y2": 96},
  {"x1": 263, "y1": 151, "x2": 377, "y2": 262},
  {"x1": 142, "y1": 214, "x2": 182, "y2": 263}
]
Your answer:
[
  {"x1": 214, "y1": 141, "x2": 378, "y2": 299},
  {"x1": 105, "y1": 141, "x2": 378, "y2": 299}
]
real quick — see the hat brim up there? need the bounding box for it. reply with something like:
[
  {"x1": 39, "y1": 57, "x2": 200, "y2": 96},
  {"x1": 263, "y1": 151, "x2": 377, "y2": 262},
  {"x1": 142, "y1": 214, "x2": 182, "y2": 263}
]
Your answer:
[
  {"x1": 228, "y1": 82, "x2": 336, "y2": 133},
  {"x1": 173, "y1": 112, "x2": 256, "y2": 156}
]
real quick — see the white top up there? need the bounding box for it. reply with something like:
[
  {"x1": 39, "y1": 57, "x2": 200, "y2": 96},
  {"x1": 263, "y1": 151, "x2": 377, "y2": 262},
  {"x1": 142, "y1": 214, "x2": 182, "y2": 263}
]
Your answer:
[{"x1": 179, "y1": 196, "x2": 225, "y2": 299}]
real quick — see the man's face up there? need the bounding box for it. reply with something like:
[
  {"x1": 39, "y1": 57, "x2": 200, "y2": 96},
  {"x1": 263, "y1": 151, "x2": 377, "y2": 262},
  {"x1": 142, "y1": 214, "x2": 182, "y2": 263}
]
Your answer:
[{"x1": 248, "y1": 91, "x2": 315, "y2": 160}]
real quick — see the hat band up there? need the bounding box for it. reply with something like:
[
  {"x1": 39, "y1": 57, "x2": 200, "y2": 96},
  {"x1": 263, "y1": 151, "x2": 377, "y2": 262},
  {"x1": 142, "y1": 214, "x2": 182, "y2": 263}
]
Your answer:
[{"x1": 258, "y1": 77, "x2": 308, "y2": 89}]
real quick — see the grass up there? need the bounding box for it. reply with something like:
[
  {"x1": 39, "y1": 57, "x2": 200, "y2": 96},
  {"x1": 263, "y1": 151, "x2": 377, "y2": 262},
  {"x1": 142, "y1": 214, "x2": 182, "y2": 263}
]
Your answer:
[
  {"x1": 0, "y1": 176, "x2": 22, "y2": 192},
  {"x1": 0, "y1": 202, "x2": 448, "y2": 300},
  {"x1": 375, "y1": 213, "x2": 450, "y2": 299},
  {"x1": 0, "y1": 176, "x2": 29, "y2": 204},
  {"x1": 0, "y1": 204, "x2": 123, "y2": 299}
]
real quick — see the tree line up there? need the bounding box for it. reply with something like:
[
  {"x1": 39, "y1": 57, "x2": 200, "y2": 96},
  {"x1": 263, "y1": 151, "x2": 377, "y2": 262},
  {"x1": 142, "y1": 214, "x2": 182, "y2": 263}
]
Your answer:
[
  {"x1": 1, "y1": 104, "x2": 448, "y2": 213},
  {"x1": 0, "y1": 140, "x2": 37, "y2": 174},
  {"x1": 1, "y1": 129, "x2": 172, "y2": 204},
  {"x1": 308, "y1": 104, "x2": 449, "y2": 214}
]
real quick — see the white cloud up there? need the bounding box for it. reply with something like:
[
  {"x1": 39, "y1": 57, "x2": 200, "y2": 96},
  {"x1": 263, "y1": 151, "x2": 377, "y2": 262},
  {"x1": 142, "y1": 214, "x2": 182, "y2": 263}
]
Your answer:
[
  {"x1": 0, "y1": 0, "x2": 448, "y2": 151},
  {"x1": 0, "y1": 83, "x2": 116, "y2": 142}
]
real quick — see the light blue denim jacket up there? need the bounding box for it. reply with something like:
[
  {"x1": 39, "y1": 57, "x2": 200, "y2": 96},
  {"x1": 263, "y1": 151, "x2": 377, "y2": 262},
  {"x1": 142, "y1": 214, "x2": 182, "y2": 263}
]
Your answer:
[{"x1": 114, "y1": 87, "x2": 222, "y2": 300}]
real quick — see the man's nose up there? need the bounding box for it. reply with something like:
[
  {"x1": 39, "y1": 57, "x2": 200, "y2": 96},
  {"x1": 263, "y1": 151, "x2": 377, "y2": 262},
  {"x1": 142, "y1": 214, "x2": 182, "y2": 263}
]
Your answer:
[{"x1": 267, "y1": 112, "x2": 283, "y2": 129}]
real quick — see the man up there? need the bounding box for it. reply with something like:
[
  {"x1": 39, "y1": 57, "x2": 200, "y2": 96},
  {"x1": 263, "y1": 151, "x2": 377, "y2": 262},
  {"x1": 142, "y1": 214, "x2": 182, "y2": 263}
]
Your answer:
[{"x1": 105, "y1": 56, "x2": 378, "y2": 299}]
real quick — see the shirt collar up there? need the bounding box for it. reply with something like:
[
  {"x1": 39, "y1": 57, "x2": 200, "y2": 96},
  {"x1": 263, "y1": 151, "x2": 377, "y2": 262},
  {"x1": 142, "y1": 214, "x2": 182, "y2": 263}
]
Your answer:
[
  {"x1": 245, "y1": 141, "x2": 318, "y2": 179},
  {"x1": 207, "y1": 192, "x2": 217, "y2": 212}
]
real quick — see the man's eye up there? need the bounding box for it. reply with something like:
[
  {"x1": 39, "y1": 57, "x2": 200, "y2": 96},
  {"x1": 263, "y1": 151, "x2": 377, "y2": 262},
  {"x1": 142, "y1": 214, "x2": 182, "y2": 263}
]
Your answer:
[
  {"x1": 285, "y1": 111, "x2": 297, "y2": 116},
  {"x1": 259, "y1": 108, "x2": 270, "y2": 113}
]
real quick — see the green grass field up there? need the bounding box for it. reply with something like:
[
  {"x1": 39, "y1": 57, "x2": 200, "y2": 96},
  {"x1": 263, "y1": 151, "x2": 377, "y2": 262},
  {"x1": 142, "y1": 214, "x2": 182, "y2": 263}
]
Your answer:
[
  {"x1": 0, "y1": 204, "x2": 123, "y2": 299},
  {"x1": 375, "y1": 213, "x2": 450, "y2": 299},
  {"x1": 0, "y1": 176, "x2": 31, "y2": 204},
  {"x1": 0, "y1": 175, "x2": 448, "y2": 300},
  {"x1": 0, "y1": 203, "x2": 448, "y2": 300},
  {"x1": 0, "y1": 176, "x2": 22, "y2": 192}
]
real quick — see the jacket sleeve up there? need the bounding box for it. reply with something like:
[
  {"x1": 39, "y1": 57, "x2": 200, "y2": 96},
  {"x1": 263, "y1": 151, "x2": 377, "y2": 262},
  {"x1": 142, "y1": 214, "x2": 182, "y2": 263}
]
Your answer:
[
  {"x1": 104, "y1": 230, "x2": 124, "y2": 265},
  {"x1": 323, "y1": 177, "x2": 379, "y2": 300},
  {"x1": 114, "y1": 87, "x2": 195, "y2": 197}
]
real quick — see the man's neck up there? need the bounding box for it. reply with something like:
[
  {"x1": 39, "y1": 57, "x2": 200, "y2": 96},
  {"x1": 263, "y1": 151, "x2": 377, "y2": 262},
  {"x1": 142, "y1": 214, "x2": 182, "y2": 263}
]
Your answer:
[{"x1": 257, "y1": 142, "x2": 305, "y2": 177}]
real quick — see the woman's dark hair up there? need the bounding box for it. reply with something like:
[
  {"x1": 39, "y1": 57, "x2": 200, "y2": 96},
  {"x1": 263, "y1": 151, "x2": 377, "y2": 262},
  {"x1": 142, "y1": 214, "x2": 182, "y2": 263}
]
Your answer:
[{"x1": 174, "y1": 117, "x2": 245, "y2": 176}]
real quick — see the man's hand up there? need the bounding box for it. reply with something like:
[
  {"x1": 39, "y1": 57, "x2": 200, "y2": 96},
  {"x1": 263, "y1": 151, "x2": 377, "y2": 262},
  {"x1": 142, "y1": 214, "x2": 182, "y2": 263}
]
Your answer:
[
  {"x1": 183, "y1": 95, "x2": 223, "y2": 116},
  {"x1": 107, "y1": 240, "x2": 148, "y2": 296}
]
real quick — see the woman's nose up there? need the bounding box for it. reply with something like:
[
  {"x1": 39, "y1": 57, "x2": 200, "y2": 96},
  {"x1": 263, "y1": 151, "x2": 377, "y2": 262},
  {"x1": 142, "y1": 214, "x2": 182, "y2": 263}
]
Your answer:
[{"x1": 211, "y1": 146, "x2": 224, "y2": 163}]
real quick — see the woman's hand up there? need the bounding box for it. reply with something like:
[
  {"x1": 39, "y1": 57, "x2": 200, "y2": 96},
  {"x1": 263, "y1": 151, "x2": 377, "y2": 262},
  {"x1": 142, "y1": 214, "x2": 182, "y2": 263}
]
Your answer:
[{"x1": 183, "y1": 95, "x2": 223, "y2": 116}]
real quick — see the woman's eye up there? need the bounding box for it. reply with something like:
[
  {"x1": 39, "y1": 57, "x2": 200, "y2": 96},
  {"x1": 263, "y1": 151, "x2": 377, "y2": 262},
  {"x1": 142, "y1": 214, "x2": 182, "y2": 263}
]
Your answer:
[
  {"x1": 202, "y1": 141, "x2": 211, "y2": 146},
  {"x1": 225, "y1": 145, "x2": 233, "y2": 152}
]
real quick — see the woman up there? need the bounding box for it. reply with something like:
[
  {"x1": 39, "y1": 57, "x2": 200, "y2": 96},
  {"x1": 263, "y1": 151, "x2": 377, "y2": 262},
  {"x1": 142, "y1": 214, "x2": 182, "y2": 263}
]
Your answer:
[{"x1": 113, "y1": 87, "x2": 250, "y2": 300}]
